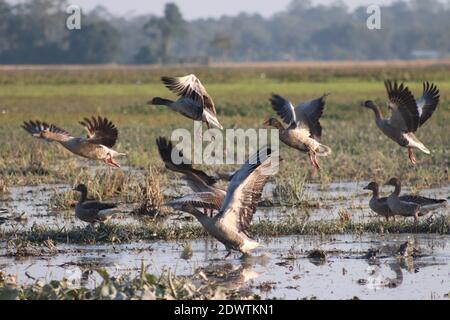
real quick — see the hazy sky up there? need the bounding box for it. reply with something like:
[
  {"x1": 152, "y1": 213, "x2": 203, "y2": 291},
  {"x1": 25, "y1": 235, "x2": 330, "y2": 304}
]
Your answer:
[{"x1": 10, "y1": 0, "x2": 401, "y2": 19}]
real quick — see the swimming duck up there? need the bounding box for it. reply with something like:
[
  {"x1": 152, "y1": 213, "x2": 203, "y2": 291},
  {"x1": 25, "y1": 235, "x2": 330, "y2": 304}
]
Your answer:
[
  {"x1": 263, "y1": 93, "x2": 331, "y2": 170},
  {"x1": 22, "y1": 116, "x2": 125, "y2": 167},
  {"x1": 149, "y1": 74, "x2": 223, "y2": 129},
  {"x1": 73, "y1": 184, "x2": 119, "y2": 224},
  {"x1": 363, "y1": 81, "x2": 440, "y2": 165},
  {"x1": 384, "y1": 177, "x2": 447, "y2": 223},
  {"x1": 167, "y1": 146, "x2": 278, "y2": 257}
]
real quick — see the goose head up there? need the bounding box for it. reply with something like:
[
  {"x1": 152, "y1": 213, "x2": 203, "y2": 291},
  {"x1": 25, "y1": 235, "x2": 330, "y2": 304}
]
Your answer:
[
  {"x1": 362, "y1": 100, "x2": 378, "y2": 110},
  {"x1": 363, "y1": 181, "x2": 379, "y2": 192},
  {"x1": 384, "y1": 177, "x2": 400, "y2": 187},
  {"x1": 262, "y1": 118, "x2": 284, "y2": 130},
  {"x1": 73, "y1": 183, "x2": 88, "y2": 194}
]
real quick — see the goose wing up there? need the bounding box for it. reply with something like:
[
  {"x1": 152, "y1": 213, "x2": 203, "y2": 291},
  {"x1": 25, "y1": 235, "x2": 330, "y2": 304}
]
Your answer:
[
  {"x1": 269, "y1": 94, "x2": 297, "y2": 126},
  {"x1": 216, "y1": 146, "x2": 278, "y2": 232},
  {"x1": 416, "y1": 81, "x2": 440, "y2": 127},
  {"x1": 79, "y1": 116, "x2": 118, "y2": 148},
  {"x1": 168, "y1": 192, "x2": 223, "y2": 211},
  {"x1": 161, "y1": 74, "x2": 216, "y2": 116},
  {"x1": 399, "y1": 195, "x2": 446, "y2": 207},
  {"x1": 294, "y1": 93, "x2": 328, "y2": 140},
  {"x1": 22, "y1": 120, "x2": 72, "y2": 141},
  {"x1": 269, "y1": 93, "x2": 327, "y2": 140},
  {"x1": 385, "y1": 80, "x2": 419, "y2": 133},
  {"x1": 156, "y1": 137, "x2": 217, "y2": 187},
  {"x1": 81, "y1": 201, "x2": 117, "y2": 211}
]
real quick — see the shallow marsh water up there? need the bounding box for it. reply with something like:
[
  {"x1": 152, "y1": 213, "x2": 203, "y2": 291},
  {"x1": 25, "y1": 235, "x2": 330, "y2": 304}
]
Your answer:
[
  {"x1": 1, "y1": 234, "x2": 450, "y2": 299},
  {"x1": 0, "y1": 181, "x2": 449, "y2": 299}
]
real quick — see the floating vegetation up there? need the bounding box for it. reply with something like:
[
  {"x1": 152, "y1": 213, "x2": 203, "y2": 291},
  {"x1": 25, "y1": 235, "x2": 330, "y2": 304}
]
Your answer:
[{"x1": 0, "y1": 263, "x2": 259, "y2": 300}]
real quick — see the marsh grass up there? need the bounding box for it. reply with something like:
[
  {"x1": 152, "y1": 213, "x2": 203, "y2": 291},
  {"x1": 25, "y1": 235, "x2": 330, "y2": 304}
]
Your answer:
[
  {"x1": 132, "y1": 166, "x2": 169, "y2": 217},
  {"x1": 3, "y1": 215, "x2": 449, "y2": 245}
]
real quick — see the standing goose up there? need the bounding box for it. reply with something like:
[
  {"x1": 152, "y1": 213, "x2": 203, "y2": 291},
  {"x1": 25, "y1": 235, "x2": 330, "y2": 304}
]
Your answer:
[
  {"x1": 73, "y1": 184, "x2": 119, "y2": 224},
  {"x1": 363, "y1": 182, "x2": 397, "y2": 221},
  {"x1": 384, "y1": 177, "x2": 447, "y2": 223},
  {"x1": 149, "y1": 74, "x2": 223, "y2": 129},
  {"x1": 167, "y1": 146, "x2": 278, "y2": 257},
  {"x1": 263, "y1": 93, "x2": 331, "y2": 170},
  {"x1": 363, "y1": 81, "x2": 440, "y2": 165},
  {"x1": 22, "y1": 116, "x2": 125, "y2": 168},
  {"x1": 156, "y1": 136, "x2": 226, "y2": 215}
]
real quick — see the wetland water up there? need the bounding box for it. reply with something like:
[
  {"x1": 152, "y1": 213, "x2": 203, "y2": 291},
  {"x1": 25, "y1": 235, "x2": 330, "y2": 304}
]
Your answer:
[{"x1": 1, "y1": 181, "x2": 449, "y2": 299}]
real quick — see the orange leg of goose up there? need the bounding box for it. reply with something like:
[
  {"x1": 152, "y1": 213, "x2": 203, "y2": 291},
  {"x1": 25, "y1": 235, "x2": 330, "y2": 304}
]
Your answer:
[
  {"x1": 407, "y1": 148, "x2": 417, "y2": 166},
  {"x1": 309, "y1": 152, "x2": 321, "y2": 171},
  {"x1": 105, "y1": 153, "x2": 121, "y2": 168}
]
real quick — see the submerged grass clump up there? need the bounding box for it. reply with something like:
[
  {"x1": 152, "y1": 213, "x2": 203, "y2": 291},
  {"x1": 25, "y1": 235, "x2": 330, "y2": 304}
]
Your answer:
[{"x1": 132, "y1": 166, "x2": 169, "y2": 217}]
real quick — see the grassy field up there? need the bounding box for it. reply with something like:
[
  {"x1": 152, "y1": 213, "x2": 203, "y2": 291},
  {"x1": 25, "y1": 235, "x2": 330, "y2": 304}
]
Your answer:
[{"x1": 0, "y1": 64, "x2": 449, "y2": 197}]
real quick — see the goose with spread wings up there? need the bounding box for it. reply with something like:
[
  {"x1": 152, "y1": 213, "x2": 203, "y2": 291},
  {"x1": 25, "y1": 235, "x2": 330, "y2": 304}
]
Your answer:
[
  {"x1": 149, "y1": 74, "x2": 223, "y2": 129},
  {"x1": 22, "y1": 116, "x2": 125, "y2": 167},
  {"x1": 156, "y1": 136, "x2": 226, "y2": 216},
  {"x1": 167, "y1": 147, "x2": 279, "y2": 257},
  {"x1": 363, "y1": 81, "x2": 440, "y2": 165},
  {"x1": 263, "y1": 93, "x2": 331, "y2": 170},
  {"x1": 384, "y1": 177, "x2": 447, "y2": 223}
]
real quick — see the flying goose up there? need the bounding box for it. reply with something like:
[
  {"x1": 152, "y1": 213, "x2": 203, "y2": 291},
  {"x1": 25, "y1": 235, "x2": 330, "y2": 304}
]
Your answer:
[
  {"x1": 363, "y1": 81, "x2": 440, "y2": 165},
  {"x1": 73, "y1": 184, "x2": 120, "y2": 224},
  {"x1": 22, "y1": 116, "x2": 125, "y2": 168},
  {"x1": 363, "y1": 182, "x2": 397, "y2": 221},
  {"x1": 384, "y1": 177, "x2": 447, "y2": 223},
  {"x1": 149, "y1": 74, "x2": 223, "y2": 129},
  {"x1": 263, "y1": 93, "x2": 331, "y2": 170},
  {"x1": 156, "y1": 136, "x2": 226, "y2": 215},
  {"x1": 167, "y1": 146, "x2": 279, "y2": 257}
]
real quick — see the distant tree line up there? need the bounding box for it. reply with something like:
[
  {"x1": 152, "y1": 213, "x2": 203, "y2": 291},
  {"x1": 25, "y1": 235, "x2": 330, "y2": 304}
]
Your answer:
[{"x1": 0, "y1": 0, "x2": 449, "y2": 64}]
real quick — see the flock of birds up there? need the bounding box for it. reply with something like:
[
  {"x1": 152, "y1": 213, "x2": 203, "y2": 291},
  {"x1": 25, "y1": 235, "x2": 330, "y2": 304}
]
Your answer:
[{"x1": 18, "y1": 74, "x2": 447, "y2": 256}]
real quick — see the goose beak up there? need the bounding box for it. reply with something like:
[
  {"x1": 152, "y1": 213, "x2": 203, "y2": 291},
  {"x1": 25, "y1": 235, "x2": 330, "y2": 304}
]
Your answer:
[{"x1": 363, "y1": 185, "x2": 370, "y2": 190}]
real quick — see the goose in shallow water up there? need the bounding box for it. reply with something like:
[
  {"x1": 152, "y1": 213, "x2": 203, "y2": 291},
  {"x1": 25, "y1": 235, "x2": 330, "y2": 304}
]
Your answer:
[
  {"x1": 363, "y1": 81, "x2": 440, "y2": 165},
  {"x1": 149, "y1": 74, "x2": 223, "y2": 129},
  {"x1": 22, "y1": 116, "x2": 126, "y2": 168},
  {"x1": 167, "y1": 146, "x2": 279, "y2": 257},
  {"x1": 263, "y1": 93, "x2": 331, "y2": 171},
  {"x1": 384, "y1": 177, "x2": 447, "y2": 223},
  {"x1": 73, "y1": 184, "x2": 120, "y2": 224},
  {"x1": 156, "y1": 136, "x2": 226, "y2": 216},
  {"x1": 363, "y1": 182, "x2": 397, "y2": 221}
]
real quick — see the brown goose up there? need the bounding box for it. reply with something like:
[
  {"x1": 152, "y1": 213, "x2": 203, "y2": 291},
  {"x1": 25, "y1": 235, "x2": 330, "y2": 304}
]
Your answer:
[
  {"x1": 363, "y1": 182, "x2": 396, "y2": 221},
  {"x1": 167, "y1": 146, "x2": 278, "y2": 257},
  {"x1": 73, "y1": 184, "x2": 119, "y2": 224},
  {"x1": 22, "y1": 116, "x2": 125, "y2": 167},
  {"x1": 149, "y1": 74, "x2": 223, "y2": 129},
  {"x1": 156, "y1": 136, "x2": 226, "y2": 215},
  {"x1": 363, "y1": 81, "x2": 440, "y2": 165},
  {"x1": 263, "y1": 93, "x2": 331, "y2": 170},
  {"x1": 384, "y1": 177, "x2": 447, "y2": 223}
]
